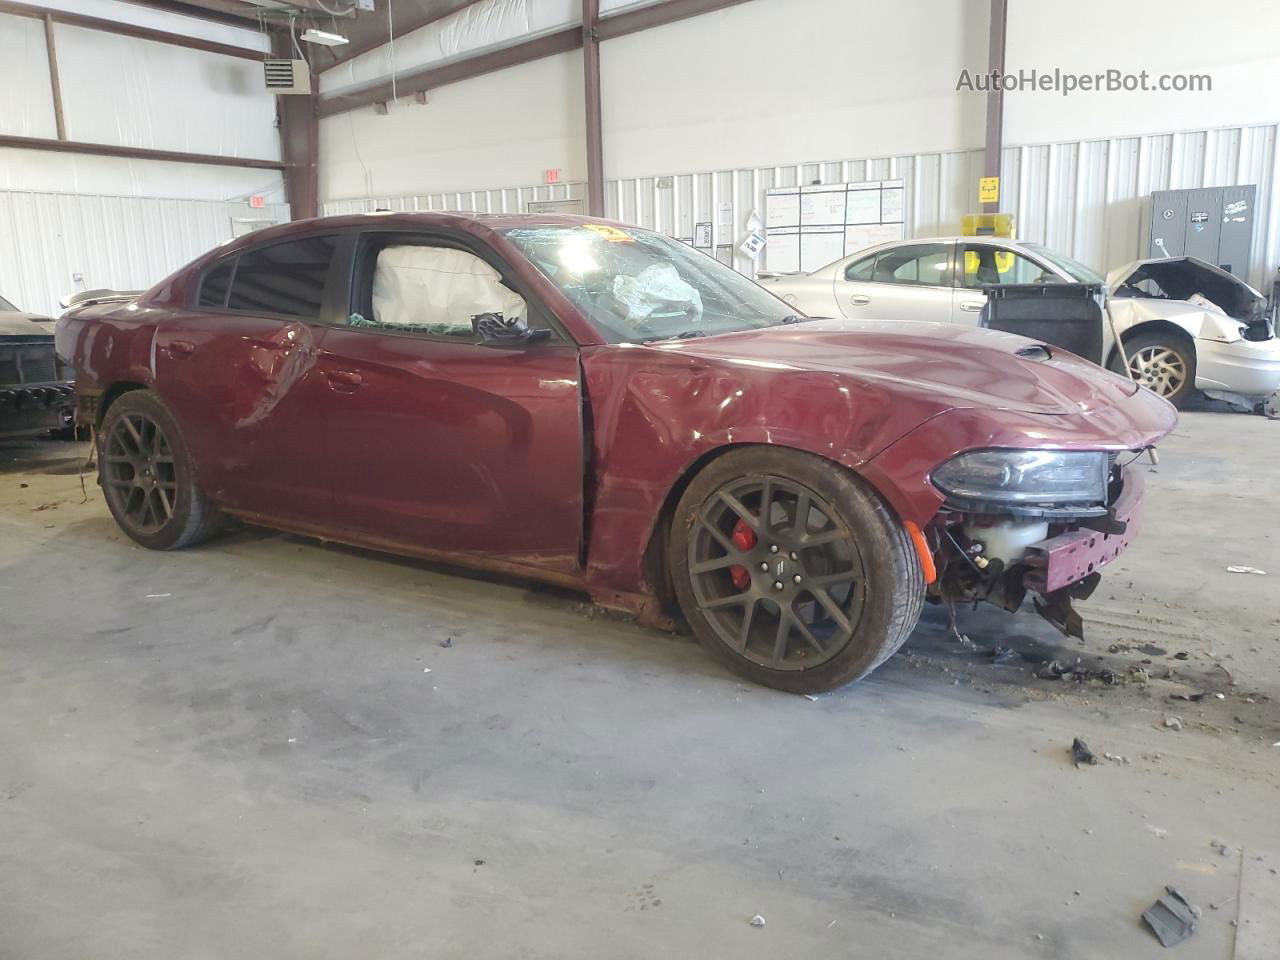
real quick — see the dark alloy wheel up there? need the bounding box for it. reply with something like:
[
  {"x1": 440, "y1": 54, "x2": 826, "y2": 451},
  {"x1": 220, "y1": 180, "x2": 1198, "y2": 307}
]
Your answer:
[
  {"x1": 98, "y1": 390, "x2": 222, "y2": 550},
  {"x1": 669, "y1": 448, "x2": 925, "y2": 693}
]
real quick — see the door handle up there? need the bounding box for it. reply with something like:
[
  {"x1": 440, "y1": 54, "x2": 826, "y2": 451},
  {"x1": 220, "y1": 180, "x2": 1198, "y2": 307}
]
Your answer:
[
  {"x1": 959, "y1": 301, "x2": 984, "y2": 312},
  {"x1": 849, "y1": 294, "x2": 871, "y2": 306},
  {"x1": 169, "y1": 340, "x2": 196, "y2": 357},
  {"x1": 325, "y1": 370, "x2": 363, "y2": 391}
]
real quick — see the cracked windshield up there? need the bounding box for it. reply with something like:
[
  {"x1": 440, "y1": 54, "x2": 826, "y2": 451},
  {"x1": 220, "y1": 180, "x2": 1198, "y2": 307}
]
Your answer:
[{"x1": 502, "y1": 224, "x2": 801, "y2": 342}]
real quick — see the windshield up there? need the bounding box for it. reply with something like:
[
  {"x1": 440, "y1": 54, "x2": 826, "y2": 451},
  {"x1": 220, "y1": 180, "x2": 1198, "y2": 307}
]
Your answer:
[
  {"x1": 0, "y1": 294, "x2": 17, "y2": 311},
  {"x1": 1023, "y1": 243, "x2": 1105, "y2": 284},
  {"x1": 501, "y1": 224, "x2": 797, "y2": 342}
]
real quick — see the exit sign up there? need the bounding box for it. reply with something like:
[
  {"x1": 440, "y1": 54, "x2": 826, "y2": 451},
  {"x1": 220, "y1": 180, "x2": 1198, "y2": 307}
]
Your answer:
[
  {"x1": 543, "y1": 168, "x2": 561, "y2": 184},
  {"x1": 249, "y1": 195, "x2": 266, "y2": 209}
]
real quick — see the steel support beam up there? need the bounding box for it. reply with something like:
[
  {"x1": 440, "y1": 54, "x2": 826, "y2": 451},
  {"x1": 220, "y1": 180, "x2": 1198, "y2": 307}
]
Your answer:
[
  {"x1": 42, "y1": 13, "x2": 66, "y2": 141},
  {"x1": 318, "y1": 26, "x2": 581, "y2": 118},
  {"x1": 0, "y1": 134, "x2": 286, "y2": 170},
  {"x1": 983, "y1": 0, "x2": 1007, "y2": 213},
  {"x1": 583, "y1": 0, "x2": 604, "y2": 216},
  {"x1": 318, "y1": 0, "x2": 758, "y2": 117},
  {"x1": 274, "y1": 35, "x2": 320, "y2": 220},
  {"x1": 113, "y1": 0, "x2": 265, "y2": 29},
  {"x1": 0, "y1": 1, "x2": 266, "y2": 60}
]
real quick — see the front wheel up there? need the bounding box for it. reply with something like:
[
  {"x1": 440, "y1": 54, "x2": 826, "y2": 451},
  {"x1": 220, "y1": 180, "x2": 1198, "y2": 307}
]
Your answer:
[
  {"x1": 668, "y1": 448, "x2": 924, "y2": 694},
  {"x1": 1110, "y1": 332, "x2": 1196, "y2": 408},
  {"x1": 98, "y1": 389, "x2": 222, "y2": 550}
]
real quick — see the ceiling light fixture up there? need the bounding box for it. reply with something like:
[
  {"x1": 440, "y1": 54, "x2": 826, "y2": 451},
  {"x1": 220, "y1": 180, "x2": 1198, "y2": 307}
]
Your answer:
[{"x1": 300, "y1": 28, "x2": 349, "y2": 46}]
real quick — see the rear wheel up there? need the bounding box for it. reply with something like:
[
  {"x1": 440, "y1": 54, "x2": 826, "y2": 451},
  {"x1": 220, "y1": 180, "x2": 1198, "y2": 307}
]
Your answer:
[
  {"x1": 669, "y1": 448, "x2": 924, "y2": 693},
  {"x1": 98, "y1": 390, "x2": 221, "y2": 550},
  {"x1": 1110, "y1": 331, "x2": 1196, "y2": 408}
]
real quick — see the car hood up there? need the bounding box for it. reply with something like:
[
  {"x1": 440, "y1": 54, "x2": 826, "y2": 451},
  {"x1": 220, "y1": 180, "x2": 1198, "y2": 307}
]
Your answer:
[
  {"x1": 1106, "y1": 257, "x2": 1266, "y2": 321},
  {"x1": 0, "y1": 311, "x2": 55, "y2": 337},
  {"x1": 653, "y1": 319, "x2": 1141, "y2": 416}
]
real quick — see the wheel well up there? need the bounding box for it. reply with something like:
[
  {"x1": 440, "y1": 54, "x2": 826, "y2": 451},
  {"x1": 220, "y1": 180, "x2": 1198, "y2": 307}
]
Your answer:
[
  {"x1": 1106, "y1": 320, "x2": 1196, "y2": 370},
  {"x1": 97, "y1": 381, "x2": 148, "y2": 426}
]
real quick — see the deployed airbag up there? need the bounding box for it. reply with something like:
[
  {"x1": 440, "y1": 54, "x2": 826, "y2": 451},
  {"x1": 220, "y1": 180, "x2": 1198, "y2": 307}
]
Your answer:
[{"x1": 372, "y1": 245, "x2": 526, "y2": 333}]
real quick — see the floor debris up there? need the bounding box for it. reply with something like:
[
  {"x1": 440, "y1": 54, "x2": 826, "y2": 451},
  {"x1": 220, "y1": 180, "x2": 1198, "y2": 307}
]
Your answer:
[
  {"x1": 1163, "y1": 716, "x2": 1184, "y2": 731},
  {"x1": 440, "y1": 637, "x2": 453, "y2": 648},
  {"x1": 1226, "y1": 565, "x2": 1267, "y2": 575},
  {"x1": 749, "y1": 914, "x2": 766, "y2": 927},
  {"x1": 1070, "y1": 737, "x2": 1099, "y2": 767},
  {"x1": 1141, "y1": 887, "x2": 1199, "y2": 947}
]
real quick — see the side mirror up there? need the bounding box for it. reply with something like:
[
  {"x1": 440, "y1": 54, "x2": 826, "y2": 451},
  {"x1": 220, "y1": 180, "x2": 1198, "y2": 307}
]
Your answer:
[{"x1": 471, "y1": 312, "x2": 551, "y2": 345}]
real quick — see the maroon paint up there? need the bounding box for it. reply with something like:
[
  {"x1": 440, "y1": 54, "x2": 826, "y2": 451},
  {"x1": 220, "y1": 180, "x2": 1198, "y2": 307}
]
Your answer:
[{"x1": 56, "y1": 213, "x2": 1177, "y2": 615}]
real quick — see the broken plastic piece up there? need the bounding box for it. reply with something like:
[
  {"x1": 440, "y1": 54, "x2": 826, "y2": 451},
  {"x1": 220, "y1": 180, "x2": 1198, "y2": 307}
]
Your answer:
[
  {"x1": 1142, "y1": 887, "x2": 1199, "y2": 947},
  {"x1": 749, "y1": 914, "x2": 766, "y2": 927},
  {"x1": 1226, "y1": 565, "x2": 1267, "y2": 575}
]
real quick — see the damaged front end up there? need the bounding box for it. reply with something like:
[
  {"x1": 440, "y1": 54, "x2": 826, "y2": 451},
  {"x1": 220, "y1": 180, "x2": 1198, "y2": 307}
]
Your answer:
[{"x1": 925, "y1": 449, "x2": 1148, "y2": 639}]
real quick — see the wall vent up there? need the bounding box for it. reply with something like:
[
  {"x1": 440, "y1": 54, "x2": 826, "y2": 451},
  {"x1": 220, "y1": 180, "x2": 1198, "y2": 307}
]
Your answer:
[{"x1": 263, "y1": 59, "x2": 311, "y2": 95}]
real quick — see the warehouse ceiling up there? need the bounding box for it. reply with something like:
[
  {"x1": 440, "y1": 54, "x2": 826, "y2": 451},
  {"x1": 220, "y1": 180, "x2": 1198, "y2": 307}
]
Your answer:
[{"x1": 122, "y1": 0, "x2": 482, "y2": 66}]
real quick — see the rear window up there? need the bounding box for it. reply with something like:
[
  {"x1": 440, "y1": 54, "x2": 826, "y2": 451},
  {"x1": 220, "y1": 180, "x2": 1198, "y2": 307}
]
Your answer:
[
  {"x1": 226, "y1": 235, "x2": 338, "y2": 318},
  {"x1": 197, "y1": 259, "x2": 235, "y2": 308}
]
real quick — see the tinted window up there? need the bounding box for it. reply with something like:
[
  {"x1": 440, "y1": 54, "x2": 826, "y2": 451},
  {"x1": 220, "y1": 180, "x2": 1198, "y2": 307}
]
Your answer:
[
  {"x1": 870, "y1": 244, "x2": 950, "y2": 286},
  {"x1": 843, "y1": 256, "x2": 876, "y2": 282},
  {"x1": 227, "y1": 235, "x2": 337, "y2": 318},
  {"x1": 197, "y1": 259, "x2": 235, "y2": 308}
]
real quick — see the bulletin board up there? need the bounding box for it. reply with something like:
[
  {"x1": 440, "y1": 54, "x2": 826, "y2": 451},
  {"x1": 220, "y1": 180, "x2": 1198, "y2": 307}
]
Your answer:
[{"x1": 763, "y1": 180, "x2": 906, "y2": 274}]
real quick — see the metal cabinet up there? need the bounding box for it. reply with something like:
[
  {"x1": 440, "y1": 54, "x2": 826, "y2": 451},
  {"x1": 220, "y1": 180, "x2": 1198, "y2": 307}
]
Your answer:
[{"x1": 1148, "y1": 186, "x2": 1255, "y2": 277}]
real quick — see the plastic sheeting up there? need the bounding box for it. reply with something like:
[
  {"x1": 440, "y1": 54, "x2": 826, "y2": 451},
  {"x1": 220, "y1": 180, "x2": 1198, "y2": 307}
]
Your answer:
[
  {"x1": 371, "y1": 245, "x2": 526, "y2": 334},
  {"x1": 0, "y1": 189, "x2": 289, "y2": 317},
  {"x1": 321, "y1": 0, "x2": 577, "y2": 95},
  {"x1": 0, "y1": 13, "x2": 57, "y2": 138},
  {"x1": 54, "y1": 24, "x2": 280, "y2": 159}
]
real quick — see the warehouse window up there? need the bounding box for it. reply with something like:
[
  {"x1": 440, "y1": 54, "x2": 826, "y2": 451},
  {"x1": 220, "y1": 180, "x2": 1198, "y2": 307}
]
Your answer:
[
  {"x1": 197, "y1": 258, "x2": 235, "y2": 308},
  {"x1": 226, "y1": 235, "x2": 337, "y2": 318}
]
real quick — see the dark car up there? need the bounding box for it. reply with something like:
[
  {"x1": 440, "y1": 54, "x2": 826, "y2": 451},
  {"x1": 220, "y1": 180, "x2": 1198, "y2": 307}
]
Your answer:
[
  {"x1": 56, "y1": 214, "x2": 1176, "y2": 692},
  {"x1": 1, "y1": 294, "x2": 75, "y2": 438}
]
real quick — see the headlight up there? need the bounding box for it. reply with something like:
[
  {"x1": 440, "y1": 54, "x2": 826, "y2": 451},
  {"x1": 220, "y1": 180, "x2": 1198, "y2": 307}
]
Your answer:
[{"x1": 931, "y1": 450, "x2": 1108, "y2": 507}]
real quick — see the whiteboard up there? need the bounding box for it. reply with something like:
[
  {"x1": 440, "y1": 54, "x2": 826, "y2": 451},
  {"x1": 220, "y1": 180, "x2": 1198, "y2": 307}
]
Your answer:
[
  {"x1": 800, "y1": 191, "x2": 846, "y2": 226},
  {"x1": 800, "y1": 228, "x2": 845, "y2": 272},
  {"x1": 845, "y1": 189, "x2": 880, "y2": 224},
  {"x1": 765, "y1": 191, "x2": 800, "y2": 227},
  {"x1": 765, "y1": 229, "x2": 800, "y2": 273},
  {"x1": 881, "y1": 187, "x2": 904, "y2": 222}
]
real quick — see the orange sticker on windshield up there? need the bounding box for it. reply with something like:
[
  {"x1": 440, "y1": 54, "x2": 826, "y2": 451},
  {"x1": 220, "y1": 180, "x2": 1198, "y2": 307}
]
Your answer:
[{"x1": 582, "y1": 223, "x2": 635, "y2": 243}]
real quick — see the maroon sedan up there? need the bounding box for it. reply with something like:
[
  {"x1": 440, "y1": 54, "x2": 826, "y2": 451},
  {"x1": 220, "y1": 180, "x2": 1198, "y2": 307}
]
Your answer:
[{"x1": 56, "y1": 214, "x2": 1175, "y2": 692}]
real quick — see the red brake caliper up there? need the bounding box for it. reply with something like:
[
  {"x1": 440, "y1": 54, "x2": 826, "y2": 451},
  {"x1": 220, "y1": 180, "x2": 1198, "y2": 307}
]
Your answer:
[{"x1": 729, "y1": 519, "x2": 757, "y2": 590}]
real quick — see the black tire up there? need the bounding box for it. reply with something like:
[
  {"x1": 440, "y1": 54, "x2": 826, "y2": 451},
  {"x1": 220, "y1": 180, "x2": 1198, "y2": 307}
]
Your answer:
[
  {"x1": 668, "y1": 447, "x2": 924, "y2": 693},
  {"x1": 1109, "y1": 330, "x2": 1197, "y2": 409},
  {"x1": 98, "y1": 389, "x2": 222, "y2": 550}
]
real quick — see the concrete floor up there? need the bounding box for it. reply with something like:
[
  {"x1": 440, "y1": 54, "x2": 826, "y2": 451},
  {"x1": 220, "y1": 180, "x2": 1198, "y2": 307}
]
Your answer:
[{"x1": 2, "y1": 397, "x2": 1278, "y2": 959}]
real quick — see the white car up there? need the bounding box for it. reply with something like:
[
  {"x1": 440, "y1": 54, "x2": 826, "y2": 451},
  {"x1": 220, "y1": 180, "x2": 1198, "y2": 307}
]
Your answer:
[{"x1": 758, "y1": 236, "x2": 1280, "y2": 409}]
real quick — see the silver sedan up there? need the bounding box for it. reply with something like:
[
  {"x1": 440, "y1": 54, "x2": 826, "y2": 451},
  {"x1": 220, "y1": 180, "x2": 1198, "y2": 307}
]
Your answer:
[{"x1": 758, "y1": 236, "x2": 1280, "y2": 410}]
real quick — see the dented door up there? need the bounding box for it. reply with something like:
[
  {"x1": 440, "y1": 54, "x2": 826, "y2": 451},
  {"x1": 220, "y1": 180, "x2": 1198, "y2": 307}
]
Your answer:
[{"x1": 154, "y1": 312, "x2": 332, "y2": 524}]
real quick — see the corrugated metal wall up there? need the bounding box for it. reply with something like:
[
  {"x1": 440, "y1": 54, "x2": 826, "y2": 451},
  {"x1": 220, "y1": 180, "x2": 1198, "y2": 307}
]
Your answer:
[
  {"x1": 0, "y1": 190, "x2": 289, "y2": 317},
  {"x1": 323, "y1": 123, "x2": 1280, "y2": 291}
]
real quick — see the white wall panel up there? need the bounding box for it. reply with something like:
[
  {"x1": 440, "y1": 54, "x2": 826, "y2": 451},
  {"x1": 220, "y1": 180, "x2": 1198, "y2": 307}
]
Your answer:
[
  {"x1": 0, "y1": 190, "x2": 288, "y2": 317},
  {"x1": 321, "y1": 50, "x2": 584, "y2": 200},
  {"x1": 0, "y1": 13, "x2": 57, "y2": 138},
  {"x1": 54, "y1": 25, "x2": 280, "y2": 159},
  {"x1": 326, "y1": 123, "x2": 1280, "y2": 292},
  {"x1": 0, "y1": 148, "x2": 286, "y2": 203}
]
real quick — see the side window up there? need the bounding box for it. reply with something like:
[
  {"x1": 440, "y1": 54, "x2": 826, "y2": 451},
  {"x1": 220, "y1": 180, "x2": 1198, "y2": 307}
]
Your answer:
[
  {"x1": 869, "y1": 244, "x2": 950, "y2": 287},
  {"x1": 226, "y1": 235, "x2": 338, "y2": 318},
  {"x1": 843, "y1": 256, "x2": 876, "y2": 282},
  {"x1": 197, "y1": 258, "x2": 235, "y2": 308},
  {"x1": 961, "y1": 245, "x2": 1056, "y2": 288},
  {"x1": 348, "y1": 240, "x2": 529, "y2": 340}
]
